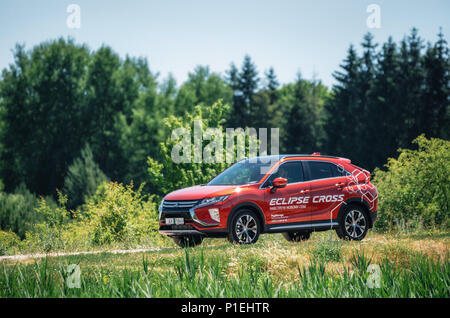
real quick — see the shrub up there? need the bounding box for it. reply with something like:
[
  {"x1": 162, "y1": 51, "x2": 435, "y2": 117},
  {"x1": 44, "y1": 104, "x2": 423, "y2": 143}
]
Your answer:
[
  {"x1": 372, "y1": 135, "x2": 450, "y2": 230},
  {"x1": 0, "y1": 230, "x2": 21, "y2": 256},
  {"x1": 25, "y1": 191, "x2": 72, "y2": 252},
  {"x1": 84, "y1": 182, "x2": 159, "y2": 245},
  {"x1": 0, "y1": 184, "x2": 40, "y2": 239},
  {"x1": 63, "y1": 144, "x2": 109, "y2": 209}
]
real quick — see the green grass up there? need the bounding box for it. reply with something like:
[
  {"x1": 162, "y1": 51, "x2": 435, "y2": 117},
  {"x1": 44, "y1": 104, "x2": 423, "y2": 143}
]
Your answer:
[{"x1": 1, "y1": 231, "x2": 449, "y2": 298}]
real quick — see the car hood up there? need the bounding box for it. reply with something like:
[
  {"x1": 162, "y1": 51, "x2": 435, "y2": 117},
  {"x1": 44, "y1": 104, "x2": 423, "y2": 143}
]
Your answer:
[{"x1": 164, "y1": 185, "x2": 240, "y2": 201}]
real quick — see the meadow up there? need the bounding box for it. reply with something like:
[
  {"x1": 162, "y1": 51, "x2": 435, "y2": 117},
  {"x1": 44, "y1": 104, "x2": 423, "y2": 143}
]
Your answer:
[{"x1": 1, "y1": 230, "x2": 448, "y2": 298}]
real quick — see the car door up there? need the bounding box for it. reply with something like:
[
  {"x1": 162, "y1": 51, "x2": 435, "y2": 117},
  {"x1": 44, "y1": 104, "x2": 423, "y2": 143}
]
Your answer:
[
  {"x1": 305, "y1": 161, "x2": 348, "y2": 223},
  {"x1": 263, "y1": 160, "x2": 311, "y2": 224}
]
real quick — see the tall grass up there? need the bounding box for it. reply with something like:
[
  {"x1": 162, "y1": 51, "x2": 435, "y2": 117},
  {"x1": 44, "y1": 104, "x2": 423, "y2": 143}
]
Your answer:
[{"x1": 1, "y1": 249, "x2": 448, "y2": 298}]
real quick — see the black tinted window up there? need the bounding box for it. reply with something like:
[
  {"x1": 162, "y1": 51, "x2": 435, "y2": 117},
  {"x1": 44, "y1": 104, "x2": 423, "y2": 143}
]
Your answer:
[
  {"x1": 265, "y1": 161, "x2": 304, "y2": 186},
  {"x1": 308, "y1": 161, "x2": 335, "y2": 180},
  {"x1": 330, "y1": 164, "x2": 350, "y2": 177}
]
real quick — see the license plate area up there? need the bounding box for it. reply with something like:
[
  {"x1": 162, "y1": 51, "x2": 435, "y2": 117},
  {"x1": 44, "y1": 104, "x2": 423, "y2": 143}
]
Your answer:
[{"x1": 165, "y1": 218, "x2": 184, "y2": 225}]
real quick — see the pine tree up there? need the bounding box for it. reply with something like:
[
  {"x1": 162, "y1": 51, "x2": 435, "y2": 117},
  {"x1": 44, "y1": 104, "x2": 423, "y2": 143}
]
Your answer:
[
  {"x1": 283, "y1": 74, "x2": 317, "y2": 153},
  {"x1": 265, "y1": 67, "x2": 280, "y2": 104},
  {"x1": 422, "y1": 29, "x2": 450, "y2": 139},
  {"x1": 63, "y1": 144, "x2": 109, "y2": 209},
  {"x1": 324, "y1": 45, "x2": 361, "y2": 157},
  {"x1": 226, "y1": 55, "x2": 259, "y2": 128}
]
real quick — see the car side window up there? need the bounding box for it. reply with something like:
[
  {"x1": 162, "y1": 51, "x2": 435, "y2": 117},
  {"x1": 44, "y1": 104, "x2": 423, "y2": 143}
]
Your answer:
[
  {"x1": 308, "y1": 161, "x2": 335, "y2": 180},
  {"x1": 264, "y1": 161, "x2": 304, "y2": 187},
  {"x1": 330, "y1": 163, "x2": 350, "y2": 177}
]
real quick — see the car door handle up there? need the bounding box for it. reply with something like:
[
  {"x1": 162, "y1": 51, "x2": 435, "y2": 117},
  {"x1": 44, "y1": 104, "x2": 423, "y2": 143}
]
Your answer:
[
  {"x1": 336, "y1": 182, "x2": 346, "y2": 188},
  {"x1": 299, "y1": 189, "x2": 310, "y2": 194}
]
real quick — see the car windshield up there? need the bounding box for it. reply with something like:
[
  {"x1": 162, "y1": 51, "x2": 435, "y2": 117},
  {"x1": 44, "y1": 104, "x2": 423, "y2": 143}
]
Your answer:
[{"x1": 208, "y1": 158, "x2": 277, "y2": 186}]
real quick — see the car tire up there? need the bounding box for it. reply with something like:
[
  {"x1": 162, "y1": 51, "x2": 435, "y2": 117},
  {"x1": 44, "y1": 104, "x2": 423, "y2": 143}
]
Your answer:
[
  {"x1": 227, "y1": 209, "x2": 261, "y2": 244},
  {"x1": 282, "y1": 231, "x2": 311, "y2": 242},
  {"x1": 336, "y1": 204, "x2": 369, "y2": 241},
  {"x1": 172, "y1": 235, "x2": 203, "y2": 248}
]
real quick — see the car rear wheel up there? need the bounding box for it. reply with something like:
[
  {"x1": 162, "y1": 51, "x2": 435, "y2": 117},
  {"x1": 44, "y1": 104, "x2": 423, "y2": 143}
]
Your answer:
[
  {"x1": 336, "y1": 205, "x2": 369, "y2": 241},
  {"x1": 282, "y1": 231, "x2": 311, "y2": 242},
  {"x1": 172, "y1": 235, "x2": 203, "y2": 248},
  {"x1": 227, "y1": 210, "x2": 260, "y2": 244}
]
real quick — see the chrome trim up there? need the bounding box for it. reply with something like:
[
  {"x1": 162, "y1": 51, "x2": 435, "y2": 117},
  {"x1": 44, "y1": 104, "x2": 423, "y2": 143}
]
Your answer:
[
  {"x1": 189, "y1": 207, "x2": 220, "y2": 227},
  {"x1": 269, "y1": 221, "x2": 339, "y2": 231},
  {"x1": 159, "y1": 229, "x2": 205, "y2": 236},
  {"x1": 162, "y1": 200, "x2": 199, "y2": 208}
]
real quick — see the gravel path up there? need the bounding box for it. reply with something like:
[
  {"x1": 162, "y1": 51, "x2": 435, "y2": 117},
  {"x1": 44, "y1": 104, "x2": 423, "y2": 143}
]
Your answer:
[{"x1": 0, "y1": 247, "x2": 162, "y2": 262}]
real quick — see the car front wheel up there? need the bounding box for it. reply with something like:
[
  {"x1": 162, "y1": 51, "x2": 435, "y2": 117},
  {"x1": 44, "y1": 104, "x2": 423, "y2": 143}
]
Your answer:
[{"x1": 228, "y1": 210, "x2": 260, "y2": 244}]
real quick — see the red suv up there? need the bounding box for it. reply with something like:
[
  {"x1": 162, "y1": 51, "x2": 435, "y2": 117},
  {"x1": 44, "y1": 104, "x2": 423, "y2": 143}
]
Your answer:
[{"x1": 159, "y1": 154, "x2": 378, "y2": 247}]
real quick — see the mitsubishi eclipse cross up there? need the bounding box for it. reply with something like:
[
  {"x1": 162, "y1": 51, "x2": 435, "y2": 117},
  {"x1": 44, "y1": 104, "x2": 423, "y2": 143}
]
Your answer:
[{"x1": 159, "y1": 153, "x2": 378, "y2": 247}]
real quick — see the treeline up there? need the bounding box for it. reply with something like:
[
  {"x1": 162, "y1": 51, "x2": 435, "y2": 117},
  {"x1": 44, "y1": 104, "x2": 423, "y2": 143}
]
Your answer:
[{"x1": 0, "y1": 28, "x2": 449, "y2": 203}]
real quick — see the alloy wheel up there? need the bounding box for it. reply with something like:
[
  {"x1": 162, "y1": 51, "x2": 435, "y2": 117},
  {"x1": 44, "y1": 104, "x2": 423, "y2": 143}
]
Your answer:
[
  {"x1": 344, "y1": 210, "x2": 367, "y2": 239},
  {"x1": 235, "y1": 214, "x2": 258, "y2": 243}
]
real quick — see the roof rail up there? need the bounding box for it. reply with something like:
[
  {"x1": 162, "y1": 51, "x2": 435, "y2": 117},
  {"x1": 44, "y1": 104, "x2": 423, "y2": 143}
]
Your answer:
[{"x1": 281, "y1": 154, "x2": 350, "y2": 161}]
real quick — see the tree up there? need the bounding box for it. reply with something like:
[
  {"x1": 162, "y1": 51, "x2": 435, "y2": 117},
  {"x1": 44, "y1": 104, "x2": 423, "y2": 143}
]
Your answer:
[
  {"x1": 421, "y1": 29, "x2": 450, "y2": 139},
  {"x1": 324, "y1": 45, "x2": 361, "y2": 157},
  {"x1": 0, "y1": 38, "x2": 91, "y2": 194},
  {"x1": 282, "y1": 74, "x2": 319, "y2": 153},
  {"x1": 147, "y1": 101, "x2": 231, "y2": 196},
  {"x1": 367, "y1": 37, "x2": 402, "y2": 168},
  {"x1": 226, "y1": 55, "x2": 259, "y2": 128},
  {"x1": 264, "y1": 67, "x2": 279, "y2": 105},
  {"x1": 63, "y1": 144, "x2": 109, "y2": 209},
  {"x1": 174, "y1": 66, "x2": 232, "y2": 115}
]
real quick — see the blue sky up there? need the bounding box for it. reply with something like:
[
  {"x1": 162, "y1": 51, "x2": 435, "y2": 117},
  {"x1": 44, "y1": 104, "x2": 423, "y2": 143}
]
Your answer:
[{"x1": 1, "y1": 0, "x2": 449, "y2": 88}]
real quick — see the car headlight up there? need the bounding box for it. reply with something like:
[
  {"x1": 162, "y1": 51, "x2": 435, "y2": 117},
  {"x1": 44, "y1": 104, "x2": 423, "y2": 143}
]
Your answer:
[{"x1": 197, "y1": 195, "x2": 230, "y2": 208}]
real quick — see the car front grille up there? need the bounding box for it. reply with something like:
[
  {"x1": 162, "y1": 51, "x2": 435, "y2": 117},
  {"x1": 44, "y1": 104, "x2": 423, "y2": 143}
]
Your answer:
[{"x1": 160, "y1": 200, "x2": 200, "y2": 222}]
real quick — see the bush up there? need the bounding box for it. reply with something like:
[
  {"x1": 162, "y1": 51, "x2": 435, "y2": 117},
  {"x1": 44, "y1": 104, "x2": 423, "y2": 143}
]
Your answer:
[
  {"x1": 84, "y1": 182, "x2": 159, "y2": 245},
  {"x1": 0, "y1": 230, "x2": 21, "y2": 256},
  {"x1": 372, "y1": 135, "x2": 450, "y2": 230},
  {"x1": 0, "y1": 184, "x2": 40, "y2": 239},
  {"x1": 63, "y1": 144, "x2": 109, "y2": 209},
  {"x1": 25, "y1": 191, "x2": 72, "y2": 252}
]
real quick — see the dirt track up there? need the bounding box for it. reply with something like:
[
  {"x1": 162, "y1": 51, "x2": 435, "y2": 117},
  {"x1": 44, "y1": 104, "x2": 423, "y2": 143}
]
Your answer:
[{"x1": 0, "y1": 248, "x2": 161, "y2": 262}]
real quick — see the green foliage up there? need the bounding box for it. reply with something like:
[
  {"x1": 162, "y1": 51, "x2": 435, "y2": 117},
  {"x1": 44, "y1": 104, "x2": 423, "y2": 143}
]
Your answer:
[
  {"x1": 26, "y1": 191, "x2": 72, "y2": 252},
  {"x1": 63, "y1": 144, "x2": 109, "y2": 209},
  {"x1": 0, "y1": 185, "x2": 40, "y2": 239},
  {"x1": 147, "y1": 100, "x2": 232, "y2": 195},
  {"x1": 0, "y1": 230, "x2": 21, "y2": 256},
  {"x1": 0, "y1": 39, "x2": 91, "y2": 194},
  {"x1": 373, "y1": 135, "x2": 450, "y2": 230},
  {"x1": 84, "y1": 182, "x2": 159, "y2": 245}
]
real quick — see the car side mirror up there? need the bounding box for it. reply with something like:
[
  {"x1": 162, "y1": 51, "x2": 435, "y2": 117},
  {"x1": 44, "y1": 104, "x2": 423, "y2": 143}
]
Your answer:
[{"x1": 271, "y1": 177, "x2": 287, "y2": 193}]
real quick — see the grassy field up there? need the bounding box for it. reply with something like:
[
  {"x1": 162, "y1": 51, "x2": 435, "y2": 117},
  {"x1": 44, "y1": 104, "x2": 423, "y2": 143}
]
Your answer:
[{"x1": 1, "y1": 230, "x2": 449, "y2": 298}]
